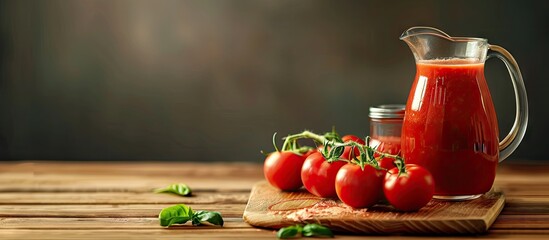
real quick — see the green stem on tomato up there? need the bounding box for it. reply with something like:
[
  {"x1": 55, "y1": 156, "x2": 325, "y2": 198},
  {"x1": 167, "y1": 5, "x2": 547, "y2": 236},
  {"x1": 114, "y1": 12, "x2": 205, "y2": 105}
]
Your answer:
[
  {"x1": 272, "y1": 132, "x2": 280, "y2": 152},
  {"x1": 285, "y1": 131, "x2": 328, "y2": 145},
  {"x1": 392, "y1": 155, "x2": 408, "y2": 175},
  {"x1": 278, "y1": 130, "x2": 406, "y2": 171},
  {"x1": 281, "y1": 131, "x2": 328, "y2": 152}
]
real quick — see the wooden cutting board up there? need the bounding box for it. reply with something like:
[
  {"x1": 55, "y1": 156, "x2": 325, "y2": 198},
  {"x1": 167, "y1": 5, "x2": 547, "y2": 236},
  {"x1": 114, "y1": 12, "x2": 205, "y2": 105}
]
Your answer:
[{"x1": 243, "y1": 181, "x2": 504, "y2": 234}]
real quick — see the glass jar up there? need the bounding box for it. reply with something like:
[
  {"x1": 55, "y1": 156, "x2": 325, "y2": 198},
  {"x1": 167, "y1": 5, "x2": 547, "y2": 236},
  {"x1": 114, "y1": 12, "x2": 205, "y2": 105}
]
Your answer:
[{"x1": 369, "y1": 104, "x2": 405, "y2": 167}]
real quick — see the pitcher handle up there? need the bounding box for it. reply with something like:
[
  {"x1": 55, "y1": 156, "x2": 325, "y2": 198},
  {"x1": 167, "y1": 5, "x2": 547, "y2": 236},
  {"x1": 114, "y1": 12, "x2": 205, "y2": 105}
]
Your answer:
[{"x1": 487, "y1": 45, "x2": 528, "y2": 162}]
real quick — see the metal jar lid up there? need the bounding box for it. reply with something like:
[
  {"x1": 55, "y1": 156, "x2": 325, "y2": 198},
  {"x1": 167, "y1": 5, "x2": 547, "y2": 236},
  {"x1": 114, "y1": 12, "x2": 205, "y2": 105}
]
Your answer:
[{"x1": 368, "y1": 104, "x2": 406, "y2": 119}]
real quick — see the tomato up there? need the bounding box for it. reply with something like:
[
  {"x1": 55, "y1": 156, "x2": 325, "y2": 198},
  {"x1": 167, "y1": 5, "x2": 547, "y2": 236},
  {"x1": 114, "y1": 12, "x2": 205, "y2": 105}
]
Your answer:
[
  {"x1": 302, "y1": 149, "x2": 318, "y2": 159},
  {"x1": 370, "y1": 137, "x2": 401, "y2": 170},
  {"x1": 376, "y1": 158, "x2": 394, "y2": 170},
  {"x1": 384, "y1": 164, "x2": 435, "y2": 211},
  {"x1": 301, "y1": 152, "x2": 347, "y2": 198},
  {"x1": 341, "y1": 135, "x2": 365, "y2": 160},
  {"x1": 264, "y1": 151, "x2": 306, "y2": 191},
  {"x1": 335, "y1": 163, "x2": 385, "y2": 208},
  {"x1": 341, "y1": 135, "x2": 364, "y2": 144}
]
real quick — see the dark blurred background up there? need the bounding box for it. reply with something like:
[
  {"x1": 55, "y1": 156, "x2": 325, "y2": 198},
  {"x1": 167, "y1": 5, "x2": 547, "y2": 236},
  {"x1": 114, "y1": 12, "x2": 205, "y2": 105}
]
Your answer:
[{"x1": 0, "y1": 0, "x2": 547, "y2": 161}]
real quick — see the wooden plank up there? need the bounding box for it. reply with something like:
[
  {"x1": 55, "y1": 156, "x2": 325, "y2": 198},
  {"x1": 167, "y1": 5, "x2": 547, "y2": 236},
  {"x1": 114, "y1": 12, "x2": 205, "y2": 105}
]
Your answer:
[
  {"x1": 492, "y1": 215, "x2": 549, "y2": 229},
  {"x1": 493, "y1": 184, "x2": 549, "y2": 195},
  {"x1": 496, "y1": 161, "x2": 549, "y2": 173},
  {"x1": 0, "y1": 162, "x2": 547, "y2": 193},
  {"x1": 243, "y1": 182, "x2": 505, "y2": 234},
  {"x1": 0, "y1": 192, "x2": 249, "y2": 204},
  {"x1": 489, "y1": 229, "x2": 549, "y2": 234},
  {"x1": 0, "y1": 229, "x2": 275, "y2": 240},
  {"x1": 1, "y1": 229, "x2": 548, "y2": 240},
  {"x1": 0, "y1": 184, "x2": 536, "y2": 208},
  {"x1": 0, "y1": 161, "x2": 546, "y2": 176},
  {"x1": 0, "y1": 204, "x2": 245, "y2": 218},
  {"x1": 502, "y1": 199, "x2": 549, "y2": 215},
  {"x1": 0, "y1": 217, "x2": 248, "y2": 229},
  {"x1": 0, "y1": 173, "x2": 262, "y2": 192},
  {"x1": 0, "y1": 161, "x2": 545, "y2": 180},
  {"x1": 1, "y1": 174, "x2": 548, "y2": 195},
  {"x1": 0, "y1": 214, "x2": 547, "y2": 230},
  {"x1": 495, "y1": 175, "x2": 549, "y2": 185},
  {"x1": 0, "y1": 163, "x2": 544, "y2": 185},
  {"x1": 0, "y1": 162, "x2": 264, "y2": 178},
  {"x1": 0, "y1": 201, "x2": 546, "y2": 221}
]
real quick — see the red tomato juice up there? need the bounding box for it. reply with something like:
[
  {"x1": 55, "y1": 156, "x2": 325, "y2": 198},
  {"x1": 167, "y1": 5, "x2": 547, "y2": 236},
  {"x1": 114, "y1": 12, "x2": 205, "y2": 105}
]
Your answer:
[{"x1": 401, "y1": 59, "x2": 499, "y2": 196}]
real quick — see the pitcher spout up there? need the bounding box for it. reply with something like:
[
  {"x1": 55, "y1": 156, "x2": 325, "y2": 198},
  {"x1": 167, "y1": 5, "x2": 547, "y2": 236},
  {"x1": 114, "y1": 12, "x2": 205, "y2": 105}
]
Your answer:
[
  {"x1": 400, "y1": 26, "x2": 488, "y2": 63},
  {"x1": 399, "y1": 26, "x2": 452, "y2": 41}
]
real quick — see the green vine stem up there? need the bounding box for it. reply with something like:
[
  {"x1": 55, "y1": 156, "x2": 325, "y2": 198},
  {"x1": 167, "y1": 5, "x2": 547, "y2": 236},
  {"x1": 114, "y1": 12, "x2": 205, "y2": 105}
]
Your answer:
[
  {"x1": 279, "y1": 130, "x2": 405, "y2": 171},
  {"x1": 390, "y1": 154, "x2": 407, "y2": 175}
]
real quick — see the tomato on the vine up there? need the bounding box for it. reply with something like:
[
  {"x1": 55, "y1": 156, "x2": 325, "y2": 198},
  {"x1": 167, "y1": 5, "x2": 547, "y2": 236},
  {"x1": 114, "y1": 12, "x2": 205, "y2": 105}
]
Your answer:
[
  {"x1": 264, "y1": 151, "x2": 306, "y2": 191},
  {"x1": 302, "y1": 148, "x2": 318, "y2": 159},
  {"x1": 301, "y1": 152, "x2": 346, "y2": 198},
  {"x1": 384, "y1": 164, "x2": 434, "y2": 211},
  {"x1": 335, "y1": 163, "x2": 385, "y2": 208},
  {"x1": 377, "y1": 157, "x2": 395, "y2": 171},
  {"x1": 341, "y1": 135, "x2": 364, "y2": 144},
  {"x1": 370, "y1": 138, "x2": 401, "y2": 170},
  {"x1": 341, "y1": 135, "x2": 365, "y2": 160}
]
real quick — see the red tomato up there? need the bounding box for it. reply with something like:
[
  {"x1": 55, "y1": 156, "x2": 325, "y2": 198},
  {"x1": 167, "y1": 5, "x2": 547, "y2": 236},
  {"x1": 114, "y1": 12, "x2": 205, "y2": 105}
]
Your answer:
[
  {"x1": 302, "y1": 149, "x2": 318, "y2": 159},
  {"x1": 370, "y1": 137, "x2": 401, "y2": 170},
  {"x1": 341, "y1": 135, "x2": 365, "y2": 160},
  {"x1": 341, "y1": 135, "x2": 364, "y2": 143},
  {"x1": 384, "y1": 164, "x2": 435, "y2": 211},
  {"x1": 264, "y1": 151, "x2": 306, "y2": 191},
  {"x1": 335, "y1": 163, "x2": 385, "y2": 208},
  {"x1": 377, "y1": 158, "x2": 395, "y2": 170},
  {"x1": 301, "y1": 152, "x2": 347, "y2": 198}
]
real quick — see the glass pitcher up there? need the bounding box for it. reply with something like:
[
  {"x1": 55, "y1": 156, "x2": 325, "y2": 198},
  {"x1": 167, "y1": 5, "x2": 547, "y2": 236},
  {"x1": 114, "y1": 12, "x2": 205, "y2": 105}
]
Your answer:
[{"x1": 400, "y1": 27, "x2": 528, "y2": 200}]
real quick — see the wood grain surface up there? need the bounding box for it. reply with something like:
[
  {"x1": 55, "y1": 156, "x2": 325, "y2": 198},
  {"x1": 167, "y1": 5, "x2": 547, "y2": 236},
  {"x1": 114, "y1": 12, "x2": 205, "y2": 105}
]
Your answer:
[
  {"x1": 243, "y1": 182, "x2": 505, "y2": 234},
  {"x1": 0, "y1": 161, "x2": 548, "y2": 239}
]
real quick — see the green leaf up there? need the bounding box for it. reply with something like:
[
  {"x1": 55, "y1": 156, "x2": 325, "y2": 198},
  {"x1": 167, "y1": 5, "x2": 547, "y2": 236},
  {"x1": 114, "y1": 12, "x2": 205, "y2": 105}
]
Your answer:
[
  {"x1": 165, "y1": 216, "x2": 192, "y2": 227},
  {"x1": 155, "y1": 183, "x2": 192, "y2": 196},
  {"x1": 277, "y1": 225, "x2": 302, "y2": 239},
  {"x1": 331, "y1": 145, "x2": 345, "y2": 159},
  {"x1": 321, "y1": 140, "x2": 331, "y2": 157},
  {"x1": 302, "y1": 223, "x2": 334, "y2": 238},
  {"x1": 367, "y1": 145, "x2": 378, "y2": 164},
  {"x1": 191, "y1": 210, "x2": 224, "y2": 227},
  {"x1": 359, "y1": 147, "x2": 368, "y2": 163},
  {"x1": 158, "y1": 204, "x2": 194, "y2": 227}
]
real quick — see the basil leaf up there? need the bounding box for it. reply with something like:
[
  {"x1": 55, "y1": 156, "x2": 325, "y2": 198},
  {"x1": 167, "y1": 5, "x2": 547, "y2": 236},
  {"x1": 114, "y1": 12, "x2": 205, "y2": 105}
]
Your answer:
[
  {"x1": 277, "y1": 225, "x2": 302, "y2": 239},
  {"x1": 159, "y1": 204, "x2": 194, "y2": 227},
  {"x1": 191, "y1": 210, "x2": 224, "y2": 227},
  {"x1": 155, "y1": 183, "x2": 192, "y2": 196},
  {"x1": 165, "y1": 216, "x2": 192, "y2": 227},
  {"x1": 302, "y1": 223, "x2": 334, "y2": 238}
]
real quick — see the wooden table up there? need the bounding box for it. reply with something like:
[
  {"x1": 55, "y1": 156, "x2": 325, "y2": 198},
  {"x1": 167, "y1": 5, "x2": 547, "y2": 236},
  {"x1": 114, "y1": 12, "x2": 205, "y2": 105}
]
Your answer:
[{"x1": 0, "y1": 161, "x2": 548, "y2": 239}]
